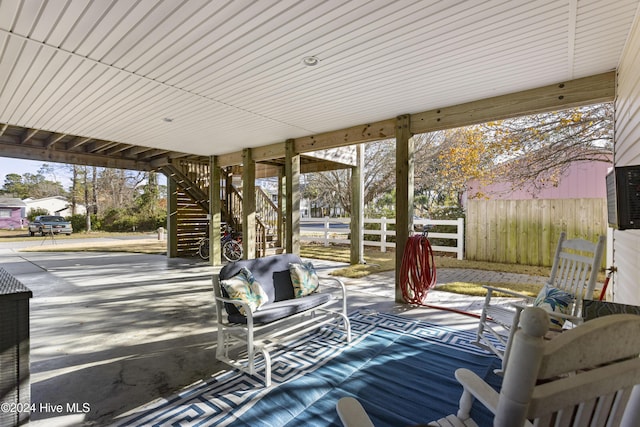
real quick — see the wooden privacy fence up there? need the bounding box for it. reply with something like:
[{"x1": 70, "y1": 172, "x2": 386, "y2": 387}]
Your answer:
[
  {"x1": 465, "y1": 198, "x2": 608, "y2": 267},
  {"x1": 300, "y1": 217, "x2": 465, "y2": 260}
]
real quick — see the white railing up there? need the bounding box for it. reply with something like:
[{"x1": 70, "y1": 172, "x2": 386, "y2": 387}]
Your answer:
[{"x1": 300, "y1": 217, "x2": 465, "y2": 260}]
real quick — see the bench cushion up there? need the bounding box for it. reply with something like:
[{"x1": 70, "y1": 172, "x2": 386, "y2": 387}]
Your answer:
[
  {"x1": 219, "y1": 254, "x2": 303, "y2": 302},
  {"x1": 227, "y1": 292, "x2": 332, "y2": 324},
  {"x1": 220, "y1": 267, "x2": 268, "y2": 315},
  {"x1": 290, "y1": 261, "x2": 319, "y2": 297}
]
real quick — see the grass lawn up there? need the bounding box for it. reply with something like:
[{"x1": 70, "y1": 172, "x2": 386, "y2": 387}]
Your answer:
[
  {"x1": 1, "y1": 229, "x2": 166, "y2": 254},
  {"x1": 300, "y1": 243, "x2": 553, "y2": 278},
  {"x1": 300, "y1": 243, "x2": 557, "y2": 297}
]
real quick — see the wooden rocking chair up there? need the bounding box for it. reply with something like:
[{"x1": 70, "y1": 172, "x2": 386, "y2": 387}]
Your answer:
[
  {"x1": 336, "y1": 307, "x2": 640, "y2": 427},
  {"x1": 474, "y1": 231, "x2": 606, "y2": 373}
]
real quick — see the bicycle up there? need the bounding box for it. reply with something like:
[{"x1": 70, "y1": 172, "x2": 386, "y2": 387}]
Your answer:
[
  {"x1": 222, "y1": 227, "x2": 243, "y2": 262},
  {"x1": 197, "y1": 226, "x2": 243, "y2": 262}
]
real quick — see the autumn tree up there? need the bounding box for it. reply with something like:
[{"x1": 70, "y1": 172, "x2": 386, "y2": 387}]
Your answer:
[
  {"x1": 478, "y1": 103, "x2": 613, "y2": 194},
  {"x1": 302, "y1": 103, "x2": 612, "y2": 217}
]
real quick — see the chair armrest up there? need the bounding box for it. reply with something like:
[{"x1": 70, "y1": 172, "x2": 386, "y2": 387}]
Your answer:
[
  {"x1": 509, "y1": 302, "x2": 584, "y2": 327},
  {"x1": 319, "y1": 276, "x2": 347, "y2": 295},
  {"x1": 483, "y1": 285, "x2": 533, "y2": 300},
  {"x1": 455, "y1": 368, "x2": 500, "y2": 417},
  {"x1": 336, "y1": 397, "x2": 375, "y2": 427},
  {"x1": 319, "y1": 276, "x2": 348, "y2": 313},
  {"x1": 543, "y1": 310, "x2": 584, "y2": 327},
  {"x1": 213, "y1": 294, "x2": 254, "y2": 325}
]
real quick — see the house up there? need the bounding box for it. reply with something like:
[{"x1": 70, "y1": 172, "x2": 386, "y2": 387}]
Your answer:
[
  {"x1": 23, "y1": 197, "x2": 86, "y2": 218},
  {"x1": 0, "y1": 197, "x2": 26, "y2": 230}
]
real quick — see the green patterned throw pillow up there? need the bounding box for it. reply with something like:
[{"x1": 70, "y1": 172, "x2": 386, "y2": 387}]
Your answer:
[
  {"x1": 220, "y1": 267, "x2": 268, "y2": 315},
  {"x1": 533, "y1": 284, "x2": 574, "y2": 330},
  {"x1": 289, "y1": 262, "x2": 319, "y2": 298}
]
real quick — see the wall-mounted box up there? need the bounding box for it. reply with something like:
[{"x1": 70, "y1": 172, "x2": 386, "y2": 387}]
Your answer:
[{"x1": 606, "y1": 165, "x2": 640, "y2": 230}]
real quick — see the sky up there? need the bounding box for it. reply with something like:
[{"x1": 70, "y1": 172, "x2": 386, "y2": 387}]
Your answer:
[
  {"x1": 0, "y1": 156, "x2": 165, "y2": 191},
  {"x1": 0, "y1": 157, "x2": 63, "y2": 185}
]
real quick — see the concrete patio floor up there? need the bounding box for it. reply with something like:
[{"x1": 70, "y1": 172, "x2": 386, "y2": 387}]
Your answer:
[{"x1": 0, "y1": 241, "x2": 547, "y2": 426}]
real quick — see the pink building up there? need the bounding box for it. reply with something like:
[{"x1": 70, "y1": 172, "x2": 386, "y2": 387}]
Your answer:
[
  {"x1": 0, "y1": 198, "x2": 26, "y2": 230},
  {"x1": 465, "y1": 160, "x2": 612, "y2": 201}
]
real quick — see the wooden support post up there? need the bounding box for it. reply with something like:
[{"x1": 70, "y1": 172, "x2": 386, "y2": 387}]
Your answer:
[
  {"x1": 242, "y1": 148, "x2": 256, "y2": 259},
  {"x1": 167, "y1": 175, "x2": 178, "y2": 258},
  {"x1": 350, "y1": 144, "x2": 365, "y2": 264},
  {"x1": 285, "y1": 140, "x2": 301, "y2": 254},
  {"x1": 277, "y1": 167, "x2": 285, "y2": 248},
  {"x1": 209, "y1": 156, "x2": 222, "y2": 265},
  {"x1": 395, "y1": 115, "x2": 414, "y2": 303},
  {"x1": 225, "y1": 167, "x2": 233, "y2": 225}
]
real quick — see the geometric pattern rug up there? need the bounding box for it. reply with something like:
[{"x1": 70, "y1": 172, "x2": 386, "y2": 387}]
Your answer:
[{"x1": 116, "y1": 310, "x2": 502, "y2": 427}]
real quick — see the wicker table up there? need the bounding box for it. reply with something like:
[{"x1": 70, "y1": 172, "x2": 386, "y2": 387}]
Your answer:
[{"x1": 0, "y1": 268, "x2": 32, "y2": 426}]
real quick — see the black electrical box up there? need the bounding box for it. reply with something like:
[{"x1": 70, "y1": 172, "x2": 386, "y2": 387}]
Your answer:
[{"x1": 606, "y1": 165, "x2": 640, "y2": 229}]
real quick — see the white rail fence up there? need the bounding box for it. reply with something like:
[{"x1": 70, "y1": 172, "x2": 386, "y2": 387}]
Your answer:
[{"x1": 300, "y1": 217, "x2": 465, "y2": 260}]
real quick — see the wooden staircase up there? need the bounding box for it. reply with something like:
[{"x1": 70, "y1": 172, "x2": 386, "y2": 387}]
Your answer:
[{"x1": 162, "y1": 160, "x2": 282, "y2": 258}]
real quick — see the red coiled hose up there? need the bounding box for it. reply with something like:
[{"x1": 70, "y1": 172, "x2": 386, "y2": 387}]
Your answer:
[
  {"x1": 400, "y1": 234, "x2": 437, "y2": 304},
  {"x1": 399, "y1": 233, "x2": 482, "y2": 318}
]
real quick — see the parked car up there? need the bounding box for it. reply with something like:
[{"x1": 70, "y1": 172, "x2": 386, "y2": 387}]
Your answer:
[{"x1": 28, "y1": 215, "x2": 73, "y2": 236}]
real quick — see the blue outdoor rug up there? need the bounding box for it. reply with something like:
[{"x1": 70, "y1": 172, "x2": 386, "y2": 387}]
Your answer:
[{"x1": 118, "y1": 310, "x2": 502, "y2": 427}]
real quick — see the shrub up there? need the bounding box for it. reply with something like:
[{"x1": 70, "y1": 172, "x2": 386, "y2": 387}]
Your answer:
[
  {"x1": 69, "y1": 214, "x2": 86, "y2": 232},
  {"x1": 27, "y1": 207, "x2": 49, "y2": 221}
]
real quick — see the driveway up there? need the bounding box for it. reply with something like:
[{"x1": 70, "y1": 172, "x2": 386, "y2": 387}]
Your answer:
[{"x1": 1, "y1": 244, "x2": 218, "y2": 426}]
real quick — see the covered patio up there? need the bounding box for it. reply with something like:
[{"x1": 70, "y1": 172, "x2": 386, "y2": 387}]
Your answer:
[
  {"x1": 2, "y1": 0, "x2": 640, "y2": 426},
  {"x1": 1, "y1": 241, "x2": 509, "y2": 426},
  {"x1": 2, "y1": 1, "x2": 639, "y2": 299}
]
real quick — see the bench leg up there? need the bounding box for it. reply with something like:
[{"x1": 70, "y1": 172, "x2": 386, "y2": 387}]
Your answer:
[
  {"x1": 340, "y1": 312, "x2": 352, "y2": 343},
  {"x1": 246, "y1": 327, "x2": 272, "y2": 387},
  {"x1": 261, "y1": 348, "x2": 272, "y2": 387}
]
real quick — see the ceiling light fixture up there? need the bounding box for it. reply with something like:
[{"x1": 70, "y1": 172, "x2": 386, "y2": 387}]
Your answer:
[{"x1": 302, "y1": 56, "x2": 320, "y2": 67}]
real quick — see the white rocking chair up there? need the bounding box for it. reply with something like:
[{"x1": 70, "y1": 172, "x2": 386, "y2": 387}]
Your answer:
[
  {"x1": 336, "y1": 307, "x2": 640, "y2": 427},
  {"x1": 475, "y1": 231, "x2": 606, "y2": 373}
]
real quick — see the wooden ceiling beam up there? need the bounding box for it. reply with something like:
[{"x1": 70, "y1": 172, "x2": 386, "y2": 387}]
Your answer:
[
  {"x1": 105, "y1": 144, "x2": 134, "y2": 155},
  {"x1": 21, "y1": 128, "x2": 39, "y2": 144},
  {"x1": 255, "y1": 163, "x2": 281, "y2": 179},
  {"x1": 45, "y1": 132, "x2": 67, "y2": 148},
  {"x1": 0, "y1": 141, "x2": 151, "y2": 171},
  {"x1": 138, "y1": 148, "x2": 170, "y2": 160},
  {"x1": 252, "y1": 142, "x2": 285, "y2": 162},
  {"x1": 122, "y1": 145, "x2": 153, "y2": 157},
  {"x1": 66, "y1": 136, "x2": 92, "y2": 150},
  {"x1": 218, "y1": 151, "x2": 243, "y2": 167},
  {"x1": 410, "y1": 71, "x2": 615, "y2": 134},
  {"x1": 215, "y1": 73, "x2": 614, "y2": 166},
  {"x1": 293, "y1": 119, "x2": 396, "y2": 154},
  {"x1": 301, "y1": 159, "x2": 352, "y2": 173},
  {"x1": 82, "y1": 140, "x2": 111, "y2": 153}
]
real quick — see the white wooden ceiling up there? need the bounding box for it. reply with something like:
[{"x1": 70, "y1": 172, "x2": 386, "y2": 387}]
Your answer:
[{"x1": 1, "y1": 0, "x2": 639, "y2": 157}]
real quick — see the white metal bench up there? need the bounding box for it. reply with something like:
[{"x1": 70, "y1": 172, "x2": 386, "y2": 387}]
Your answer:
[{"x1": 212, "y1": 253, "x2": 351, "y2": 386}]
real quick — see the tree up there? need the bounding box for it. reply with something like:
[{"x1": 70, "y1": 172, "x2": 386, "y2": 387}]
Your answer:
[
  {"x1": 302, "y1": 141, "x2": 399, "y2": 216},
  {"x1": 301, "y1": 103, "x2": 613, "y2": 217},
  {"x1": 136, "y1": 171, "x2": 160, "y2": 216},
  {"x1": 302, "y1": 170, "x2": 351, "y2": 216},
  {"x1": 478, "y1": 103, "x2": 613, "y2": 193},
  {"x1": 1, "y1": 173, "x2": 28, "y2": 198},
  {"x1": 1, "y1": 169, "x2": 66, "y2": 199}
]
